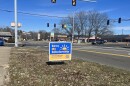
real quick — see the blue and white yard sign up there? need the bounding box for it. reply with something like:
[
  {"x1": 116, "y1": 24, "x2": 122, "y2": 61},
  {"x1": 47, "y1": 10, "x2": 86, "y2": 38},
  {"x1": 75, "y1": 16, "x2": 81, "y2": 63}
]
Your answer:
[{"x1": 49, "y1": 42, "x2": 72, "y2": 61}]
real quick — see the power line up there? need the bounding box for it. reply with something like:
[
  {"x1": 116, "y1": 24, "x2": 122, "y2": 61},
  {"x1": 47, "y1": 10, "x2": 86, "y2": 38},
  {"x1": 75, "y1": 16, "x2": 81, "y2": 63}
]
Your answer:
[
  {"x1": 1, "y1": 8, "x2": 130, "y2": 22},
  {"x1": 0, "y1": 8, "x2": 67, "y2": 18}
]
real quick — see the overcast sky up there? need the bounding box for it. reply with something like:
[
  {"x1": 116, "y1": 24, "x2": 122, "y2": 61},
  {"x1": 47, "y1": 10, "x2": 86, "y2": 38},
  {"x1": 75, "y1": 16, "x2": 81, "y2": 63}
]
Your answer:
[{"x1": 0, "y1": 0, "x2": 130, "y2": 34}]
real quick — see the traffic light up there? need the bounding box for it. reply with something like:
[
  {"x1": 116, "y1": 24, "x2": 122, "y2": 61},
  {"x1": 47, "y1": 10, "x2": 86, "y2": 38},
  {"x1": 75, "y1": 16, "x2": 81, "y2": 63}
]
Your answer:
[
  {"x1": 107, "y1": 20, "x2": 110, "y2": 25},
  {"x1": 62, "y1": 24, "x2": 64, "y2": 28},
  {"x1": 62, "y1": 24, "x2": 66, "y2": 29},
  {"x1": 118, "y1": 17, "x2": 121, "y2": 23},
  {"x1": 54, "y1": 23, "x2": 56, "y2": 28},
  {"x1": 72, "y1": 0, "x2": 76, "y2": 6},
  {"x1": 47, "y1": 23, "x2": 49, "y2": 27},
  {"x1": 64, "y1": 25, "x2": 67, "y2": 28},
  {"x1": 51, "y1": 0, "x2": 56, "y2": 3}
]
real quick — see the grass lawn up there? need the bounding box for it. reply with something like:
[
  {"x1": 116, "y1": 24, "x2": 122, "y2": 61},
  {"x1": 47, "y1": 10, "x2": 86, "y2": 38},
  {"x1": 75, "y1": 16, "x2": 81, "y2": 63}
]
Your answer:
[{"x1": 7, "y1": 47, "x2": 130, "y2": 86}]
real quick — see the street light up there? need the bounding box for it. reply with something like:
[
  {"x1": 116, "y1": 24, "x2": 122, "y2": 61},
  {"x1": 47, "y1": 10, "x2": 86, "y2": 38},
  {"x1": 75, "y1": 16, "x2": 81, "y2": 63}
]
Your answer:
[
  {"x1": 14, "y1": 0, "x2": 18, "y2": 47},
  {"x1": 11, "y1": 22, "x2": 22, "y2": 28}
]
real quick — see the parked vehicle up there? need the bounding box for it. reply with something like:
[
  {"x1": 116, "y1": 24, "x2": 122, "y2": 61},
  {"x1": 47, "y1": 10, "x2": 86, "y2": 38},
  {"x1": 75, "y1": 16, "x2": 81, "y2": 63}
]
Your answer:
[{"x1": 0, "y1": 38, "x2": 4, "y2": 46}]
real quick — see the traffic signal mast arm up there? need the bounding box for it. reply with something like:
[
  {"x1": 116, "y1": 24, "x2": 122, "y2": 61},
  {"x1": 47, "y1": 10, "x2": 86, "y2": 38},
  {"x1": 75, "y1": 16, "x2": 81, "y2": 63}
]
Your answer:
[
  {"x1": 107, "y1": 18, "x2": 130, "y2": 24},
  {"x1": 107, "y1": 18, "x2": 124, "y2": 25}
]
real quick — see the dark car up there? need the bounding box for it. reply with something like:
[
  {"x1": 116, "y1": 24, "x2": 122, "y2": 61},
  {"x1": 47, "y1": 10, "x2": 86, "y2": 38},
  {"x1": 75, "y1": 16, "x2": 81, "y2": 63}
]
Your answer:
[
  {"x1": 91, "y1": 41, "x2": 96, "y2": 45},
  {"x1": 111, "y1": 40, "x2": 118, "y2": 43},
  {"x1": 91, "y1": 40, "x2": 105, "y2": 45},
  {"x1": 0, "y1": 38, "x2": 4, "y2": 46}
]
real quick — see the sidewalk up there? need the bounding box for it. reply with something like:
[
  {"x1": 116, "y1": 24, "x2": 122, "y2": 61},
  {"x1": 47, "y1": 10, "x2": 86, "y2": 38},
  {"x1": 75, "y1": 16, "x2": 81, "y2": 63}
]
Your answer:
[{"x1": 0, "y1": 47, "x2": 11, "y2": 86}]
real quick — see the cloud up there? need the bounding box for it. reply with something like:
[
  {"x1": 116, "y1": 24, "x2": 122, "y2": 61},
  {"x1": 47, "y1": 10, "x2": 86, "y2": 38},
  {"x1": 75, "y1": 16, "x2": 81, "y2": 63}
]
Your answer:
[
  {"x1": 114, "y1": 26, "x2": 130, "y2": 30},
  {"x1": 40, "y1": 11, "x2": 69, "y2": 18},
  {"x1": 100, "y1": 8, "x2": 117, "y2": 13}
]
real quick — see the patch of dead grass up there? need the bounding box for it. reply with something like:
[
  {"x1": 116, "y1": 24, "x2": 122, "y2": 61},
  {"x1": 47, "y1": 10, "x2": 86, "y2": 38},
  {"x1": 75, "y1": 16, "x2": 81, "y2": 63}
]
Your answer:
[{"x1": 7, "y1": 47, "x2": 130, "y2": 86}]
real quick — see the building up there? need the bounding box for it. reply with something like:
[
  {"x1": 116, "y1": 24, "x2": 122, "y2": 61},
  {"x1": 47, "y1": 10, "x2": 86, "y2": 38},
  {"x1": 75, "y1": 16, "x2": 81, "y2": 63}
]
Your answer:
[
  {"x1": 0, "y1": 31, "x2": 12, "y2": 39},
  {"x1": 0, "y1": 32, "x2": 12, "y2": 37},
  {"x1": 101, "y1": 35, "x2": 130, "y2": 42},
  {"x1": 75, "y1": 36, "x2": 101, "y2": 43},
  {"x1": 54, "y1": 35, "x2": 68, "y2": 41}
]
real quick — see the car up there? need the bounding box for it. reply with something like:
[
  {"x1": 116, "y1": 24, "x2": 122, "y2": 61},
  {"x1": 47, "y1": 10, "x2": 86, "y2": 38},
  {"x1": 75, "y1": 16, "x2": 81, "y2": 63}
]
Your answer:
[
  {"x1": 0, "y1": 38, "x2": 4, "y2": 46},
  {"x1": 91, "y1": 40, "x2": 105, "y2": 45},
  {"x1": 96, "y1": 41, "x2": 103, "y2": 44},
  {"x1": 111, "y1": 40, "x2": 118, "y2": 43},
  {"x1": 91, "y1": 41, "x2": 97, "y2": 45}
]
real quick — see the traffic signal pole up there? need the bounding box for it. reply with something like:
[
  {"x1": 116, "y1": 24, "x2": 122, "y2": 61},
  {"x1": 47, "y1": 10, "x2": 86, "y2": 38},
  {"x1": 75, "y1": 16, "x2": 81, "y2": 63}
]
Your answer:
[{"x1": 72, "y1": 13, "x2": 74, "y2": 43}]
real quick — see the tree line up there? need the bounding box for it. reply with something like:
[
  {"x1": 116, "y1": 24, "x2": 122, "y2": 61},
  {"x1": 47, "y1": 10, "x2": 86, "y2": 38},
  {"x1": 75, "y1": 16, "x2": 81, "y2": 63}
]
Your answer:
[
  {"x1": 0, "y1": 27, "x2": 50, "y2": 41},
  {"x1": 53, "y1": 10, "x2": 114, "y2": 40}
]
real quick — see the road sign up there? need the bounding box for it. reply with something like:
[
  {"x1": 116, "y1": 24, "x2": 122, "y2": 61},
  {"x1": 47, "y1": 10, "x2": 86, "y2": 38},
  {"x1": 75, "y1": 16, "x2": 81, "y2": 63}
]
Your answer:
[
  {"x1": 38, "y1": 33, "x2": 40, "y2": 40},
  {"x1": 51, "y1": 32, "x2": 54, "y2": 37},
  {"x1": 49, "y1": 42, "x2": 72, "y2": 61}
]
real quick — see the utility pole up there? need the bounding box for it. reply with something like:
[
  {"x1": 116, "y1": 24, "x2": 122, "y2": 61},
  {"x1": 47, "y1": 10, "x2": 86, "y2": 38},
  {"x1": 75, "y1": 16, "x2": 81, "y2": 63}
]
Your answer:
[
  {"x1": 121, "y1": 29, "x2": 124, "y2": 42},
  {"x1": 72, "y1": 0, "x2": 96, "y2": 44},
  {"x1": 72, "y1": 13, "x2": 74, "y2": 43},
  {"x1": 122, "y1": 29, "x2": 124, "y2": 35},
  {"x1": 14, "y1": 0, "x2": 18, "y2": 47}
]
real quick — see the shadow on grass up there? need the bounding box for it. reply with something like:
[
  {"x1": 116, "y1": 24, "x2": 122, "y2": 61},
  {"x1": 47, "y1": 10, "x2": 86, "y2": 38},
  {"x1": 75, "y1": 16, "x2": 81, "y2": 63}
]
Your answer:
[{"x1": 46, "y1": 61, "x2": 65, "y2": 65}]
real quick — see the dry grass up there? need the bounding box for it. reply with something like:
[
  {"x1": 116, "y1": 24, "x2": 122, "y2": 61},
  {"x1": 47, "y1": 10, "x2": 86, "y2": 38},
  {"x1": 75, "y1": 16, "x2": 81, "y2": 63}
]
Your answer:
[{"x1": 7, "y1": 47, "x2": 130, "y2": 86}]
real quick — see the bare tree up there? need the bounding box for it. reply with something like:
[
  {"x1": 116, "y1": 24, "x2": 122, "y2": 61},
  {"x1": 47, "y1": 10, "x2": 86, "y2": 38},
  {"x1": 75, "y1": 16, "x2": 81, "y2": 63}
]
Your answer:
[
  {"x1": 60, "y1": 16, "x2": 73, "y2": 35},
  {"x1": 87, "y1": 10, "x2": 112, "y2": 40},
  {"x1": 75, "y1": 25, "x2": 81, "y2": 39},
  {"x1": 28, "y1": 31, "x2": 38, "y2": 41},
  {"x1": 99, "y1": 26, "x2": 114, "y2": 37},
  {"x1": 39, "y1": 30, "x2": 46, "y2": 40},
  {"x1": 44, "y1": 32, "x2": 49, "y2": 40},
  {"x1": 75, "y1": 11, "x2": 87, "y2": 37},
  {"x1": 60, "y1": 10, "x2": 113, "y2": 41},
  {"x1": 60, "y1": 16, "x2": 74, "y2": 40},
  {"x1": 60, "y1": 12, "x2": 87, "y2": 40},
  {"x1": 52, "y1": 28, "x2": 61, "y2": 35}
]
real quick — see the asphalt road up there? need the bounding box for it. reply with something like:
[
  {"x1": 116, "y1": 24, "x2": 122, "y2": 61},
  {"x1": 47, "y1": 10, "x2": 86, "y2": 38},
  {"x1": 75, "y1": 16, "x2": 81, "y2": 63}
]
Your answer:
[
  {"x1": 94, "y1": 43, "x2": 130, "y2": 48},
  {"x1": 8, "y1": 41, "x2": 130, "y2": 71},
  {"x1": 73, "y1": 46, "x2": 130, "y2": 71}
]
